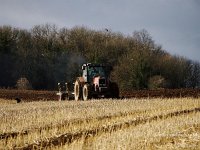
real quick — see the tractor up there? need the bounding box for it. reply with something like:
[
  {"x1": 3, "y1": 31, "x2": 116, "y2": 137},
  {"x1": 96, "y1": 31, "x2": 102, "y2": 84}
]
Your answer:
[
  {"x1": 74, "y1": 63, "x2": 119, "y2": 100},
  {"x1": 57, "y1": 63, "x2": 119, "y2": 101}
]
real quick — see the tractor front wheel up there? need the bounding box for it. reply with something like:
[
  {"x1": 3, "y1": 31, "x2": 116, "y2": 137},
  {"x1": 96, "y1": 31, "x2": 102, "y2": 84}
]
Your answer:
[
  {"x1": 83, "y1": 84, "x2": 91, "y2": 101},
  {"x1": 74, "y1": 80, "x2": 82, "y2": 101}
]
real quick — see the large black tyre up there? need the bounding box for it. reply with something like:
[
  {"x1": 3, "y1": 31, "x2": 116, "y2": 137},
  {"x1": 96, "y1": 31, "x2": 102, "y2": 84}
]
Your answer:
[
  {"x1": 82, "y1": 84, "x2": 91, "y2": 101},
  {"x1": 110, "y1": 82, "x2": 120, "y2": 99},
  {"x1": 74, "y1": 80, "x2": 82, "y2": 101}
]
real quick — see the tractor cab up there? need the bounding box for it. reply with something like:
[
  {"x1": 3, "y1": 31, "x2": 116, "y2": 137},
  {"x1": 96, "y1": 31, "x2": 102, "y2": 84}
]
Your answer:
[{"x1": 81, "y1": 63, "x2": 111, "y2": 83}]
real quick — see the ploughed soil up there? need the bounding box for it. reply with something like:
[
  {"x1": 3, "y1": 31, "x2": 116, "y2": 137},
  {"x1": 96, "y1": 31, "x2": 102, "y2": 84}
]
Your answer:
[
  {"x1": 0, "y1": 88, "x2": 199, "y2": 102},
  {"x1": 121, "y1": 88, "x2": 200, "y2": 99},
  {"x1": 0, "y1": 89, "x2": 58, "y2": 102}
]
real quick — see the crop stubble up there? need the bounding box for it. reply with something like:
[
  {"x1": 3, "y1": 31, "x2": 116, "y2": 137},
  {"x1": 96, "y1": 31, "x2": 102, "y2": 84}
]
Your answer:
[
  {"x1": 0, "y1": 98, "x2": 200, "y2": 149},
  {"x1": 16, "y1": 107, "x2": 200, "y2": 150}
]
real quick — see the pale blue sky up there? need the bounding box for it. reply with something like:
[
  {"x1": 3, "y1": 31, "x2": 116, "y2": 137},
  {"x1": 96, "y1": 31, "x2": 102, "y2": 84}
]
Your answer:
[{"x1": 0, "y1": 0, "x2": 200, "y2": 62}]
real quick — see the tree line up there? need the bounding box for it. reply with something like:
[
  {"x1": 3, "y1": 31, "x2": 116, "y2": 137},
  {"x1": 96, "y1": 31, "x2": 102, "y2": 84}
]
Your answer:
[{"x1": 0, "y1": 24, "x2": 199, "y2": 90}]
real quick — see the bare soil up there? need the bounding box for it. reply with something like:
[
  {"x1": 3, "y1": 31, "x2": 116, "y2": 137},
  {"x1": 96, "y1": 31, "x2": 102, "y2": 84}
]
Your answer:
[
  {"x1": 121, "y1": 88, "x2": 200, "y2": 98},
  {"x1": 0, "y1": 88, "x2": 199, "y2": 102}
]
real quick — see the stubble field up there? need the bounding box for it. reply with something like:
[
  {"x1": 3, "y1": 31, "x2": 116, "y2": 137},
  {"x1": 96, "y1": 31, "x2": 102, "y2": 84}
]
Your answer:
[{"x1": 0, "y1": 97, "x2": 200, "y2": 149}]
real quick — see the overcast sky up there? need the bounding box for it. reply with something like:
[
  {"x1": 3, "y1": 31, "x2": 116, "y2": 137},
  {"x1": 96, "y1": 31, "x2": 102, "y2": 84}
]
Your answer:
[{"x1": 0, "y1": 0, "x2": 200, "y2": 62}]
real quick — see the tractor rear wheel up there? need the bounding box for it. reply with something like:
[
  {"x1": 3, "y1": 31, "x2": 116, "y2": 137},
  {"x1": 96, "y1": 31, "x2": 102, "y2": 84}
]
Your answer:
[
  {"x1": 83, "y1": 84, "x2": 91, "y2": 101},
  {"x1": 110, "y1": 82, "x2": 120, "y2": 99},
  {"x1": 74, "y1": 80, "x2": 82, "y2": 101}
]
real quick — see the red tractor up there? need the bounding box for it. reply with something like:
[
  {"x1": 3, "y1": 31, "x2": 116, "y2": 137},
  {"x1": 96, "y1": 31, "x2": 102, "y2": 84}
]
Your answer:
[{"x1": 74, "y1": 63, "x2": 119, "y2": 100}]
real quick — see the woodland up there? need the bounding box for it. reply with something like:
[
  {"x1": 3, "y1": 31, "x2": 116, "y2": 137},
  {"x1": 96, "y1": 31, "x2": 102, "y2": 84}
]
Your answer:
[{"x1": 0, "y1": 24, "x2": 199, "y2": 90}]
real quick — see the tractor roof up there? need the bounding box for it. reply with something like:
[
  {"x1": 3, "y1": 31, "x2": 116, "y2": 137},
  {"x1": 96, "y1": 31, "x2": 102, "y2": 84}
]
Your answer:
[{"x1": 82, "y1": 63, "x2": 110, "y2": 67}]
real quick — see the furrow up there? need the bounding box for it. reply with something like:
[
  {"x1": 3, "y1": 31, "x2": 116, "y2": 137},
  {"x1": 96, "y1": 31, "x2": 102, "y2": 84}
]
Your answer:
[
  {"x1": 0, "y1": 110, "x2": 140, "y2": 140},
  {"x1": 15, "y1": 107, "x2": 200, "y2": 150}
]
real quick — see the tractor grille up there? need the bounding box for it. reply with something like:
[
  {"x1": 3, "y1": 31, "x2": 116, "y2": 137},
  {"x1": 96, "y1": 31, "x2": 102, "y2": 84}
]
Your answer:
[{"x1": 99, "y1": 78, "x2": 106, "y2": 86}]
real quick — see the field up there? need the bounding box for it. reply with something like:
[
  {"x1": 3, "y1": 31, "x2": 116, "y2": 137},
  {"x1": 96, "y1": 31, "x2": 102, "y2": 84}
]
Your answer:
[
  {"x1": 0, "y1": 88, "x2": 200, "y2": 101},
  {"x1": 0, "y1": 97, "x2": 200, "y2": 149}
]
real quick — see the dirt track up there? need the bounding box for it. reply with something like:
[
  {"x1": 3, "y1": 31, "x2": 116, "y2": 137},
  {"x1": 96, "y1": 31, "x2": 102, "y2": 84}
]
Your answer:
[{"x1": 0, "y1": 88, "x2": 200, "y2": 101}]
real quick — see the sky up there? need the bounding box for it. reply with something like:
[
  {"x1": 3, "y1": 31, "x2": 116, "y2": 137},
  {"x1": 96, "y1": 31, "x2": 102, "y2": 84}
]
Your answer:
[{"x1": 0, "y1": 0, "x2": 200, "y2": 62}]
